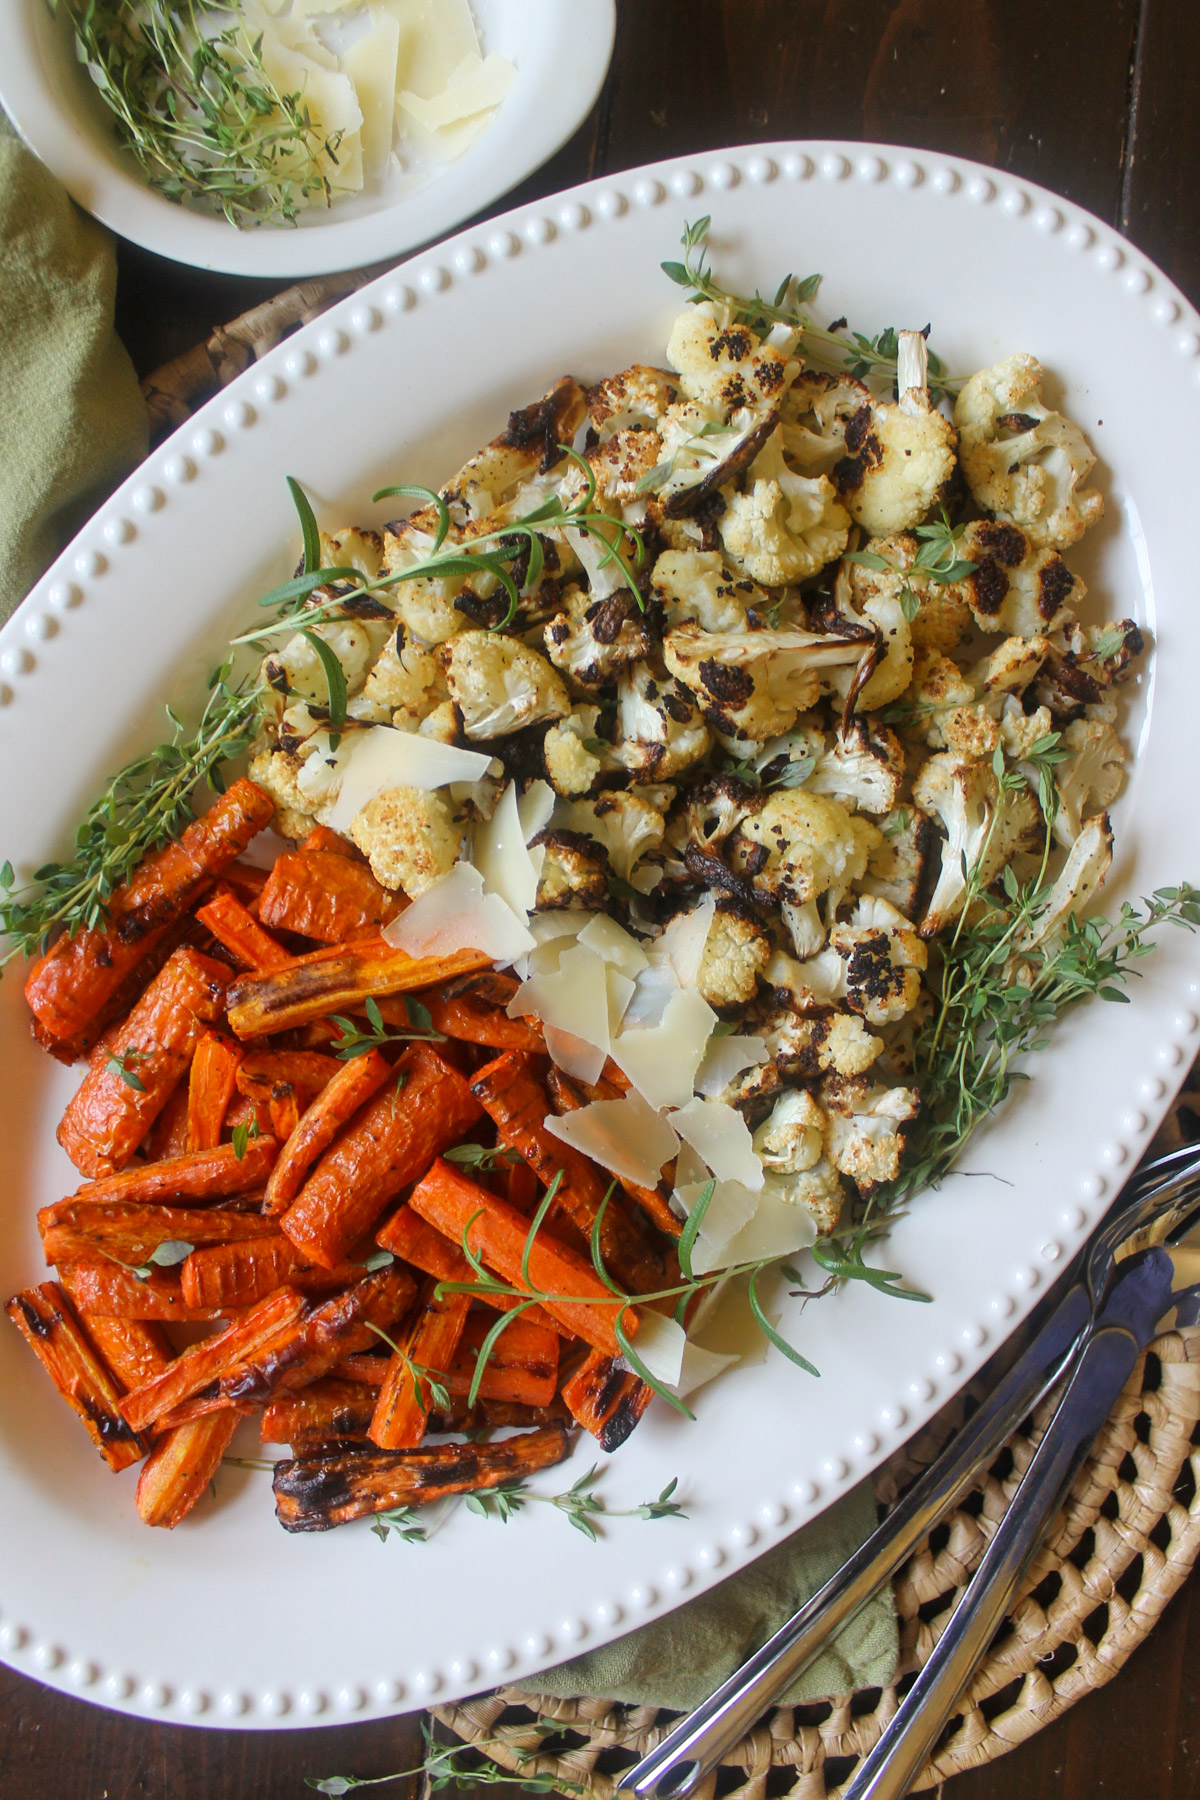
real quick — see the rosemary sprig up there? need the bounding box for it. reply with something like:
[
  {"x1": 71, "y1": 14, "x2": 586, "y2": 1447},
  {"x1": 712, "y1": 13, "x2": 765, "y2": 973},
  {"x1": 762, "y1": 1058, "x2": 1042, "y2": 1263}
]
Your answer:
[
  {"x1": 0, "y1": 661, "x2": 260, "y2": 963},
  {"x1": 663, "y1": 217, "x2": 960, "y2": 400},
  {"x1": 53, "y1": 0, "x2": 343, "y2": 228},
  {"x1": 464, "y1": 1466, "x2": 686, "y2": 1541},
  {"x1": 329, "y1": 996, "x2": 445, "y2": 1059}
]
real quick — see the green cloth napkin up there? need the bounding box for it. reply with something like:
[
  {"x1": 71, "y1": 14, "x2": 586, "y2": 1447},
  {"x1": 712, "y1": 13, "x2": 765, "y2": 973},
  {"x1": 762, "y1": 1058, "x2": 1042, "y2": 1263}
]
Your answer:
[
  {"x1": 0, "y1": 124, "x2": 147, "y2": 622},
  {"x1": 531, "y1": 1478, "x2": 895, "y2": 1710},
  {"x1": 0, "y1": 128, "x2": 897, "y2": 1713}
]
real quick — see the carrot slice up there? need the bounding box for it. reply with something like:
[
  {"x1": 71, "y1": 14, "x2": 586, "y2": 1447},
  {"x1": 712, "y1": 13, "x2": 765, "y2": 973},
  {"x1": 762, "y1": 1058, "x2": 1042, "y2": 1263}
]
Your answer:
[
  {"x1": 56, "y1": 948, "x2": 230, "y2": 1178},
  {"x1": 407, "y1": 1159, "x2": 636, "y2": 1358},
  {"x1": 225, "y1": 940, "x2": 492, "y2": 1038},
  {"x1": 59, "y1": 1262, "x2": 233, "y2": 1323},
  {"x1": 546, "y1": 1066, "x2": 683, "y2": 1240},
  {"x1": 25, "y1": 779, "x2": 273, "y2": 1050},
  {"x1": 195, "y1": 887, "x2": 291, "y2": 973},
  {"x1": 57, "y1": 1137, "x2": 278, "y2": 1211},
  {"x1": 368, "y1": 1282, "x2": 472, "y2": 1451},
  {"x1": 6, "y1": 1283, "x2": 147, "y2": 1470},
  {"x1": 263, "y1": 1049, "x2": 392, "y2": 1217},
  {"x1": 187, "y1": 1034, "x2": 246, "y2": 1152},
  {"x1": 561, "y1": 1348, "x2": 654, "y2": 1452},
  {"x1": 471, "y1": 1051, "x2": 668, "y2": 1293},
  {"x1": 141, "y1": 1083, "x2": 192, "y2": 1163},
  {"x1": 180, "y1": 1237, "x2": 368, "y2": 1310},
  {"x1": 85, "y1": 1316, "x2": 174, "y2": 1391},
  {"x1": 300, "y1": 826, "x2": 361, "y2": 859},
  {"x1": 257, "y1": 850, "x2": 405, "y2": 944},
  {"x1": 441, "y1": 1310, "x2": 559, "y2": 1409},
  {"x1": 136, "y1": 1411, "x2": 241, "y2": 1527},
  {"x1": 119, "y1": 1286, "x2": 308, "y2": 1433},
  {"x1": 261, "y1": 1378, "x2": 378, "y2": 1448},
  {"x1": 423, "y1": 988, "x2": 545, "y2": 1052},
  {"x1": 375, "y1": 1203, "x2": 560, "y2": 1335},
  {"x1": 279, "y1": 1044, "x2": 482, "y2": 1270},
  {"x1": 39, "y1": 1199, "x2": 279, "y2": 1269},
  {"x1": 236, "y1": 1051, "x2": 342, "y2": 1110}
]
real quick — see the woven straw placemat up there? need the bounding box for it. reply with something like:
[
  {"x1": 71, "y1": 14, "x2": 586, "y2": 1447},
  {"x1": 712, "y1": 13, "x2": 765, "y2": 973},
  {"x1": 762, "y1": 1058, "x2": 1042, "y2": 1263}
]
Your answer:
[{"x1": 142, "y1": 285, "x2": 1200, "y2": 1797}]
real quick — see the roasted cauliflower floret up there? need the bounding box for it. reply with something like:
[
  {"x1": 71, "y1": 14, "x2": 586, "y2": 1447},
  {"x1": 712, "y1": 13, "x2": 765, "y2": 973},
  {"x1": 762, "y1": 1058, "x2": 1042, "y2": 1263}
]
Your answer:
[
  {"x1": 819, "y1": 1074, "x2": 920, "y2": 1194},
  {"x1": 355, "y1": 625, "x2": 444, "y2": 725},
  {"x1": 613, "y1": 659, "x2": 711, "y2": 779},
  {"x1": 831, "y1": 333, "x2": 957, "y2": 534},
  {"x1": 823, "y1": 576, "x2": 915, "y2": 713},
  {"x1": 438, "y1": 631, "x2": 570, "y2": 739},
  {"x1": 847, "y1": 532, "x2": 973, "y2": 655},
  {"x1": 1033, "y1": 617, "x2": 1146, "y2": 720},
  {"x1": 753, "y1": 1089, "x2": 826, "y2": 1173},
  {"x1": 1016, "y1": 812, "x2": 1113, "y2": 959},
  {"x1": 720, "y1": 429, "x2": 851, "y2": 586},
  {"x1": 663, "y1": 622, "x2": 866, "y2": 744},
  {"x1": 666, "y1": 302, "x2": 797, "y2": 417},
  {"x1": 806, "y1": 718, "x2": 905, "y2": 815},
  {"x1": 248, "y1": 742, "x2": 320, "y2": 842},
  {"x1": 543, "y1": 583, "x2": 653, "y2": 689},
  {"x1": 780, "y1": 370, "x2": 874, "y2": 475},
  {"x1": 532, "y1": 829, "x2": 610, "y2": 909},
  {"x1": 667, "y1": 775, "x2": 764, "y2": 856},
  {"x1": 347, "y1": 786, "x2": 465, "y2": 897},
  {"x1": 262, "y1": 619, "x2": 376, "y2": 715},
  {"x1": 543, "y1": 710, "x2": 606, "y2": 796},
  {"x1": 652, "y1": 402, "x2": 780, "y2": 516},
  {"x1": 554, "y1": 788, "x2": 671, "y2": 882},
  {"x1": 758, "y1": 1005, "x2": 884, "y2": 1078},
  {"x1": 315, "y1": 525, "x2": 383, "y2": 582},
  {"x1": 826, "y1": 895, "x2": 928, "y2": 1026},
  {"x1": 586, "y1": 364, "x2": 678, "y2": 438},
  {"x1": 730, "y1": 790, "x2": 881, "y2": 907},
  {"x1": 860, "y1": 807, "x2": 934, "y2": 918},
  {"x1": 954, "y1": 354, "x2": 1104, "y2": 549},
  {"x1": 912, "y1": 750, "x2": 1043, "y2": 937},
  {"x1": 694, "y1": 900, "x2": 772, "y2": 1010},
  {"x1": 651, "y1": 548, "x2": 764, "y2": 634},
  {"x1": 776, "y1": 1156, "x2": 847, "y2": 1234},
  {"x1": 953, "y1": 520, "x2": 1079, "y2": 638},
  {"x1": 1051, "y1": 717, "x2": 1126, "y2": 846},
  {"x1": 585, "y1": 428, "x2": 670, "y2": 507}
]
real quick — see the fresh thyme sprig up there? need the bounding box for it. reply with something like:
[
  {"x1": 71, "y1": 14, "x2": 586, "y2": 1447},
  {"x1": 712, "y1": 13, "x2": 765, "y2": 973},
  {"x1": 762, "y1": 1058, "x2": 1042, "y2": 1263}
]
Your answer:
[
  {"x1": 53, "y1": 0, "x2": 343, "y2": 228},
  {"x1": 370, "y1": 1505, "x2": 428, "y2": 1546},
  {"x1": 464, "y1": 1466, "x2": 686, "y2": 1541},
  {"x1": 0, "y1": 661, "x2": 260, "y2": 963},
  {"x1": 365, "y1": 1321, "x2": 451, "y2": 1416},
  {"x1": 330, "y1": 996, "x2": 446, "y2": 1059},
  {"x1": 663, "y1": 217, "x2": 960, "y2": 400},
  {"x1": 308, "y1": 1721, "x2": 586, "y2": 1796},
  {"x1": 102, "y1": 1239, "x2": 194, "y2": 1283},
  {"x1": 444, "y1": 1142, "x2": 522, "y2": 1173},
  {"x1": 105, "y1": 1048, "x2": 149, "y2": 1092},
  {"x1": 844, "y1": 514, "x2": 977, "y2": 623}
]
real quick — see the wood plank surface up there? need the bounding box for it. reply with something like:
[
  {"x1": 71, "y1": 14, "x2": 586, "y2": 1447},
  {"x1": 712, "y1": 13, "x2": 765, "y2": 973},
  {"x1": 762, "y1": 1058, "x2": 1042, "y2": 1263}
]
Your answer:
[{"x1": 7, "y1": 2, "x2": 1200, "y2": 1798}]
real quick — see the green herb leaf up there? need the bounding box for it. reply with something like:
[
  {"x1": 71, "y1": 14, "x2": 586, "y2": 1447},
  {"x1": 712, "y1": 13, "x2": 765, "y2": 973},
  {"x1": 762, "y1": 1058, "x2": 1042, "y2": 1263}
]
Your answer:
[
  {"x1": 747, "y1": 1267, "x2": 820, "y2": 1376},
  {"x1": 287, "y1": 476, "x2": 322, "y2": 576},
  {"x1": 677, "y1": 1178, "x2": 715, "y2": 1283},
  {"x1": 298, "y1": 629, "x2": 347, "y2": 731}
]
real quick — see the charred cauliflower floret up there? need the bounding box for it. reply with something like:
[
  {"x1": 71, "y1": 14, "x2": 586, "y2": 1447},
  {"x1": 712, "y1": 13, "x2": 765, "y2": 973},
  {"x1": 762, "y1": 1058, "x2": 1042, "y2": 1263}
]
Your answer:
[
  {"x1": 355, "y1": 625, "x2": 444, "y2": 726},
  {"x1": 906, "y1": 648, "x2": 980, "y2": 750},
  {"x1": 413, "y1": 376, "x2": 587, "y2": 525},
  {"x1": 825, "y1": 895, "x2": 928, "y2": 1026},
  {"x1": 315, "y1": 525, "x2": 383, "y2": 582},
  {"x1": 651, "y1": 548, "x2": 765, "y2": 634},
  {"x1": 1033, "y1": 618, "x2": 1146, "y2": 720},
  {"x1": 666, "y1": 302, "x2": 797, "y2": 417},
  {"x1": 438, "y1": 631, "x2": 570, "y2": 739},
  {"x1": 554, "y1": 788, "x2": 672, "y2": 882},
  {"x1": 831, "y1": 333, "x2": 957, "y2": 534},
  {"x1": 543, "y1": 710, "x2": 606, "y2": 796},
  {"x1": 667, "y1": 775, "x2": 764, "y2": 858},
  {"x1": 347, "y1": 787, "x2": 465, "y2": 897},
  {"x1": 953, "y1": 520, "x2": 1080, "y2": 638},
  {"x1": 614, "y1": 659, "x2": 711, "y2": 779},
  {"x1": 1016, "y1": 812, "x2": 1114, "y2": 959},
  {"x1": 753, "y1": 1089, "x2": 826, "y2": 1173},
  {"x1": 586, "y1": 428, "x2": 670, "y2": 507},
  {"x1": 860, "y1": 807, "x2": 933, "y2": 918},
  {"x1": 663, "y1": 622, "x2": 866, "y2": 744},
  {"x1": 720, "y1": 429, "x2": 851, "y2": 586},
  {"x1": 821, "y1": 570, "x2": 915, "y2": 714},
  {"x1": 248, "y1": 741, "x2": 321, "y2": 842},
  {"x1": 532, "y1": 829, "x2": 610, "y2": 909},
  {"x1": 262, "y1": 620, "x2": 377, "y2": 719},
  {"x1": 955, "y1": 354, "x2": 1104, "y2": 549},
  {"x1": 780, "y1": 370, "x2": 874, "y2": 476},
  {"x1": 758, "y1": 1005, "x2": 884, "y2": 1078},
  {"x1": 1051, "y1": 717, "x2": 1126, "y2": 846},
  {"x1": 775, "y1": 1156, "x2": 847, "y2": 1234},
  {"x1": 586, "y1": 364, "x2": 678, "y2": 438},
  {"x1": 912, "y1": 750, "x2": 1043, "y2": 937},
  {"x1": 543, "y1": 583, "x2": 653, "y2": 689},
  {"x1": 819, "y1": 1073, "x2": 920, "y2": 1194},
  {"x1": 694, "y1": 900, "x2": 772, "y2": 1009},
  {"x1": 806, "y1": 718, "x2": 906, "y2": 815},
  {"x1": 730, "y1": 790, "x2": 881, "y2": 907},
  {"x1": 847, "y1": 532, "x2": 973, "y2": 656},
  {"x1": 651, "y1": 402, "x2": 780, "y2": 516}
]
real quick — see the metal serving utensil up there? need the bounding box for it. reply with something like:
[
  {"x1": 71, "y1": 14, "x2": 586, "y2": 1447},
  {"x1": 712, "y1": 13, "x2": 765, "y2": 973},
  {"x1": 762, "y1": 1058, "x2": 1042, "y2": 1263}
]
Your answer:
[{"x1": 620, "y1": 1145, "x2": 1200, "y2": 1800}]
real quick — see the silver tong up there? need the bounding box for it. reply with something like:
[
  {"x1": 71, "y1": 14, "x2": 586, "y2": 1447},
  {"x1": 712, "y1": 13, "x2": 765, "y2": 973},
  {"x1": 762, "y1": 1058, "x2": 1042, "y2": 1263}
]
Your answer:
[{"x1": 620, "y1": 1143, "x2": 1200, "y2": 1800}]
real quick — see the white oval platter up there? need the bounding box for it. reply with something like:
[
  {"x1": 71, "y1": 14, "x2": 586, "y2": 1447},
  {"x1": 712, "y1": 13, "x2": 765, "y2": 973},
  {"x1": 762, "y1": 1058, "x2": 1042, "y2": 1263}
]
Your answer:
[
  {"x1": 0, "y1": 0, "x2": 616, "y2": 277},
  {"x1": 1, "y1": 143, "x2": 1199, "y2": 1729}
]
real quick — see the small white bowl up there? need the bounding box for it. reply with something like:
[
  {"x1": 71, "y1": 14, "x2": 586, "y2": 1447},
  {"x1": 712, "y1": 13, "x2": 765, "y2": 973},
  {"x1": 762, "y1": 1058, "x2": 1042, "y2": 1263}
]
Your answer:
[{"x1": 0, "y1": 0, "x2": 615, "y2": 276}]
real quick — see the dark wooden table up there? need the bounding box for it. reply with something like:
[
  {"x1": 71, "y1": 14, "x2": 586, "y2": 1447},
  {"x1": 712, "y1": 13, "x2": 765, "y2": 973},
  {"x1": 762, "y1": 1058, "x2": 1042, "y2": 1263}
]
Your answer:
[{"x1": 6, "y1": 3, "x2": 1200, "y2": 1796}]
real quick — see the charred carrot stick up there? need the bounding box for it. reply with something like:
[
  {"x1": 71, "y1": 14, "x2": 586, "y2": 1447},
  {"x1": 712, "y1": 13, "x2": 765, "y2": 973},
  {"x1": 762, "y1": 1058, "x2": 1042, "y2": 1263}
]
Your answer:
[
  {"x1": 471, "y1": 1052, "x2": 668, "y2": 1293},
  {"x1": 188, "y1": 1032, "x2": 250, "y2": 1150},
  {"x1": 225, "y1": 1093, "x2": 274, "y2": 1141},
  {"x1": 267, "y1": 1089, "x2": 300, "y2": 1142},
  {"x1": 261, "y1": 1378, "x2": 378, "y2": 1448},
  {"x1": 279, "y1": 1044, "x2": 482, "y2": 1270},
  {"x1": 332, "y1": 1354, "x2": 389, "y2": 1386},
  {"x1": 6, "y1": 1283, "x2": 147, "y2": 1470},
  {"x1": 136, "y1": 1411, "x2": 241, "y2": 1527},
  {"x1": 263, "y1": 1050, "x2": 391, "y2": 1217},
  {"x1": 368, "y1": 1282, "x2": 471, "y2": 1450},
  {"x1": 546, "y1": 1066, "x2": 682, "y2": 1240},
  {"x1": 273, "y1": 1421, "x2": 572, "y2": 1531},
  {"x1": 25, "y1": 779, "x2": 274, "y2": 1050},
  {"x1": 141, "y1": 1084, "x2": 192, "y2": 1163},
  {"x1": 257, "y1": 850, "x2": 405, "y2": 945},
  {"x1": 195, "y1": 887, "x2": 291, "y2": 973},
  {"x1": 442, "y1": 1310, "x2": 559, "y2": 1409},
  {"x1": 219, "y1": 860, "x2": 271, "y2": 902},
  {"x1": 39, "y1": 1199, "x2": 279, "y2": 1269},
  {"x1": 503, "y1": 1155, "x2": 540, "y2": 1214},
  {"x1": 180, "y1": 1237, "x2": 367, "y2": 1310},
  {"x1": 57, "y1": 1138, "x2": 278, "y2": 1210},
  {"x1": 28, "y1": 920, "x2": 199, "y2": 1068},
  {"x1": 375, "y1": 1203, "x2": 560, "y2": 1335},
  {"x1": 236, "y1": 1051, "x2": 342, "y2": 1109},
  {"x1": 423, "y1": 987, "x2": 545, "y2": 1052},
  {"x1": 56, "y1": 948, "x2": 231, "y2": 1178},
  {"x1": 561, "y1": 1348, "x2": 654, "y2": 1453},
  {"x1": 119, "y1": 1286, "x2": 308, "y2": 1433},
  {"x1": 86, "y1": 1316, "x2": 173, "y2": 1390},
  {"x1": 407, "y1": 1160, "x2": 636, "y2": 1358},
  {"x1": 225, "y1": 940, "x2": 492, "y2": 1039},
  {"x1": 59, "y1": 1262, "x2": 233, "y2": 1323},
  {"x1": 300, "y1": 826, "x2": 361, "y2": 859}
]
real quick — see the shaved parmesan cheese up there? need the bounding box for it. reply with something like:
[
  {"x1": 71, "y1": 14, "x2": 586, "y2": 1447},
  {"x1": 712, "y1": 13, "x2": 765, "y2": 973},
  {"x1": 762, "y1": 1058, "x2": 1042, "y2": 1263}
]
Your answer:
[
  {"x1": 578, "y1": 915, "x2": 649, "y2": 980},
  {"x1": 323, "y1": 727, "x2": 491, "y2": 832},
  {"x1": 398, "y1": 50, "x2": 515, "y2": 131},
  {"x1": 257, "y1": 36, "x2": 365, "y2": 193},
  {"x1": 675, "y1": 1175, "x2": 757, "y2": 1257},
  {"x1": 674, "y1": 1342, "x2": 740, "y2": 1400},
  {"x1": 341, "y1": 10, "x2": 402, "y2": 182},
  {"x1": 694, "y1": 1034, "x2": 769, "y2": 1100},
  {"x1": 474, "y1": 780, "x2": 542, "y2": 918},
  {"x1": 543, "y1": 1024, "x2": 607, "y2": 1085},
  {"x1": 650, "y1": 895, "x2": 715, "y2": 989},
  {"x1": 295, "y1": 731, "x2": 358, "y2": 805},
  {"x1": 610, "y1": 989, "x2": 716, "y2": 1113},
  {"x1": 383, "y1": 860, "x2": 533, "y2": 963},
  {"x1": 690, "y1": 1180, "x2": 818, "y2": 1276},
  {"x1": 512, "y1": 910, "x2": 587, "y2": 982},
  {"x1": 621, "y1": 962, "x2": 680, "y2": 1033},
  {"x1": 510, "y1": 944, "x2": 613, "y2": 1055},
  {"x1": 624, "y1": 1310, "x2": 686, "y2": 1388},
  {"x1": 381, "y1": 0, "x2": 480, "y2": 98},
  {"x1": 518, "y1": 780, "x2": 556, "y2": 844},
  {"x1": 669, "y1": 1098, "x2": 764, "y2": 1191},
  {"x1": 544, "y1": 1092, "x2": 679, "y2": 1189}
]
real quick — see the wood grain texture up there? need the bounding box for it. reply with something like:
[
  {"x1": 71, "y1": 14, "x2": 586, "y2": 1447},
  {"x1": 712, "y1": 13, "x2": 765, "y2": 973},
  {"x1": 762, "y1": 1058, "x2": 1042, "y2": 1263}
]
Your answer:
[{"x1": 14, "y1": 1, "x2": 1200, "y2": 1796}]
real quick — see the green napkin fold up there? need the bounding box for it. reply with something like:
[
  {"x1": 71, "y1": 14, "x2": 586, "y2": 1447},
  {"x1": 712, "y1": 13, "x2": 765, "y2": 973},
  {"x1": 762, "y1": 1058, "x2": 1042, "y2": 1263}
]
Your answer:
[
  {"x1": 530, "y1": 1478, "x2": 895, "y2": 1710},
  {"x1": 0, "y1": 123, "x2": 147, "y2": 623}
]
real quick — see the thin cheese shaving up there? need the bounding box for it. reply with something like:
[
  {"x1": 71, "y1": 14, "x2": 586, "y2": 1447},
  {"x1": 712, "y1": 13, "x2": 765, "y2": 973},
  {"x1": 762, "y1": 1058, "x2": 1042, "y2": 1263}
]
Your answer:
[
  {"x1": 694, "y1": 1034, "x2": 769, "y2": 1100},
  {"x1": 610, "y1": 988, "x2": 717, "y2": 1112},
  {"x1": 689, "y1": 1180, "x2": 818, "y2": 1277},
  {"x1": 669, "y1": 1097, "x2": 764, "y2": 1192},
  {"x1": 323, "y1": 727, "x2": 491, "y2": 832},
  {"x1": 474, "y1": 780, "x2": 542, "y2": 918},
  {"x1": 383, "y1": 860, "x2": 533, "y2": 963},
  {"x1": 622, "y1": 1310, "x2": 686, "y2": 1388},
  {"x1": 544, "y1": 1091, "x2": 680, "y2": 1189},
  {"x1": 651, "y1": 896, "x2": 715, "y2": 989},
  {"x1": 397, "y1": 51, "x2": 516, "y2": 132},
  {"x1": 578, "y1": 914, "x2": 649, "y2": 980}
]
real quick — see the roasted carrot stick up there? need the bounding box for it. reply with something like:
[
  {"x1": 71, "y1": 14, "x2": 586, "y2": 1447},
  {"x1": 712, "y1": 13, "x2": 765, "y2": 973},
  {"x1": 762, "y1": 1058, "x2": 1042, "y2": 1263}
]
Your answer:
[
  {"x1": 546, "y1": 1066, "x2": 682, "y2": 1240},
  {"x1": 257, "y1": 850, "x2": 405, "y2": 944},
  {"x1": 180, "y1": 1237, "x2": 367, "y2": 1310},
  {"x1": 224, "y1": 1093, "x2": 274, "y2": 1141},
  {"x1": 375, "y1": 1203, "x2": 560, "y2": 1335},
  {"x1": 141, "y1": 1083, "x2": 192, "y2": 1163},
  {"x1": 57, "y1": 1138, "x2": 278, "y2": 1211},
  {"x1": 561, "y1": 1348, "x2": 654, "y2": 1452},
  {"x1": 219, "y1": 860, "x2": 271, "y2": 902},
  {"x1": 300, "y1": 826, "x2": 361, "y2": 858},
  {"x1": 279, "y1": 1044, "x2": 482, "y2": 1270},
  {"x1": 59, "y1": 1262, "x2": 234, "y2": 1323},
  {"x1": 86, "y1": 1316, "x2": 173, "y2": 1390},
  {"x1": 184, "y1": 1036, "x2": 242, "y2": 1159},
  {"x1": 225, "y1": 940, "x2": 492, "y2": 1038},
  {"x1": 423, "y1": 987, "x2": 545, "y2": 1051},
  {"x1": 261, "y1": 1378, "x2": 378, "y2": 1447},
  {"x1": 272, "y1": 1422, "x2": 572, "y2": 1531},
  {"x1": 119, "y1": 1286, "x2": 308, "y2": 1433},
  {"x1": 368, "y1": 1282, "x2": 471, "y2": 1451},
  {"x1": 471, "y1": 1051, "x2": 668, "y2": 1293},
  {"x1": 25, "y1": 779, "x2": 273, "y2": 1049},
  {"x1": 236, "y1": 1051, "x2": 342, "y2": 1109},
  {"x1": 136, "y1": 1411, "x2": 241, "y2": 1527},
  {"x1": 441, "y1": 1310, "x2": 559, "y2": 1409},
  {"x1": 29, "y1": 920, "x2": 198, "y2": 1067},
  {"x1": 6, "y1": 1283, "x2": 147, "y2": 1470},
  {"x1": 57, "y1": 947, "x2": 230, "y2": 1178},
  {"x1": 331, "y1": 1354, "x2": 389, "y2": 1386},
  {"x1": 263, "y1": 1050, "x2": 391, "y2": 1217},
  {"x1": 39, "y1": 1199, "x2": 279, "y2": 1269},
  {"x1": 503, "y1": 1156, "x2": 540, "y2": 1213},
  {"x1": 195, "y1": 887, "x2": 291, "y2": 973},
  {"x1": 407, "y1": 1160, "x2": 636, "y2": 1358}
]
